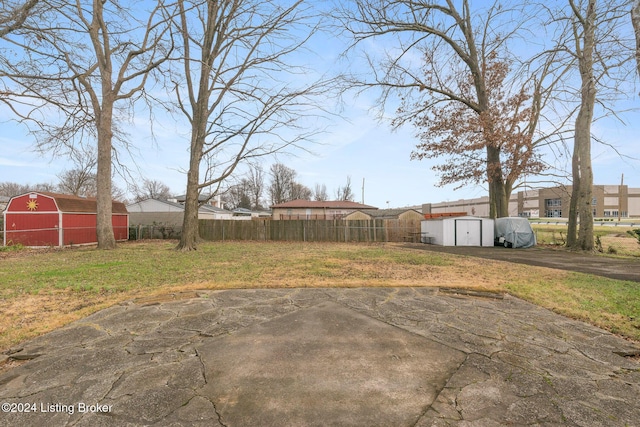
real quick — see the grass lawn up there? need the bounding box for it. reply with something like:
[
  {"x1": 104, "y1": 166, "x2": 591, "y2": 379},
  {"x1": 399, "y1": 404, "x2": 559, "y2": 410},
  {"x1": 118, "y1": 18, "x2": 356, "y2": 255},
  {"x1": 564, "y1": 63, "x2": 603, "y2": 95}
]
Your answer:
[
  {"x1": 1, "y1": 240, "x2": 639, "y2": 351},
  {"x1": 532, "y1": 223, "x2": 640, "y2": 257}
]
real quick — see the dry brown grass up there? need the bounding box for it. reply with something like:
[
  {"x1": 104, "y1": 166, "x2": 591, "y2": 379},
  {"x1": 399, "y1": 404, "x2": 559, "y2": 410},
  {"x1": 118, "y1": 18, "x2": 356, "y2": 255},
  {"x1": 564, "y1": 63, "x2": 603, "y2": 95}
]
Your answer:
[{"x1": 1, "y1": 240, "x2": 638, "y2": 353}]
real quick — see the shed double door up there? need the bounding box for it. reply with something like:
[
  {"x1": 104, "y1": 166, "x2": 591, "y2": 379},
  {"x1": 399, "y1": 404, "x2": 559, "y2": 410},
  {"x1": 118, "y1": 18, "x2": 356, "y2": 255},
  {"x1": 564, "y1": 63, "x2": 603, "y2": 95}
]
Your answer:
[{"x1": 454, "y1": 219, "x2": 481, "y2": 246}]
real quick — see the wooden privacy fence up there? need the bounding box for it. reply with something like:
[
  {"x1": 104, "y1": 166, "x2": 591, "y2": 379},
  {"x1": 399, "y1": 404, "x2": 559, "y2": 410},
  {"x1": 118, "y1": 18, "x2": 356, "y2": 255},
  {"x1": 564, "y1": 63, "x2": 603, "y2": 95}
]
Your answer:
[{"x1": 199, "y1": 219, "x2": 422, "y2": 243}]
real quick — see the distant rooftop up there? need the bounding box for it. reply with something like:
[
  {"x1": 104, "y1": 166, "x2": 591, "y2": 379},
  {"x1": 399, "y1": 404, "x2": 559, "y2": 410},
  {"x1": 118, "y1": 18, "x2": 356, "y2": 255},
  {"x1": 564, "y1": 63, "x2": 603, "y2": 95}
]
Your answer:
[{"x1": 271, "y1": 200, "x2": 377, "y2": 210}]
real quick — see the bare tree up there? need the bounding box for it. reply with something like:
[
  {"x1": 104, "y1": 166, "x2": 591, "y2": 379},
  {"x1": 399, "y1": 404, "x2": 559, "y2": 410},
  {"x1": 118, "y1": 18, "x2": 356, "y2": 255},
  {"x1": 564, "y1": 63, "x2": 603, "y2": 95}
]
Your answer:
[
  {"x1": 57, "y1": 170, "x2": 97, "y2": 198},
  {"x1": 544, "y1": 0, "x2": 634, "y2": 250},
  {"x1": 0, "y1": 0, "x2": 39, "y2": 37},
  {"x1": 0, "y1": 181, "x2": 55, "y2": 196},
  {"x1": 267, "y1": 162, "x2": 313, "y2": 204},
  {"x1": 268, "y1": 163, "x2": 296, "y2": 205},
  {"x1": 56, "y1": 147, "x2": 98, "y2": 197},
  {"x1": 167, "y1": 0, "x2": 331, "y2": 251},
  {"x1": 335, "y1": 0, "x2": 545, "y2": 218},
  {"x1": 247, "y1": 164, "x2": 265, "y2": 210},
  {"x1": 0, "y1": 1, "x2": 171, "y2": 249},
  {"x1": 335, "y1": 176, "x2": 355, "y2": 201},
  {"x1": 225, "y1": 180, "x2": 253, "y2": 210},
  {"x1": 0, "y1": 182, "x2": 31, "y2": 197},
  {"x1": 313, "y1": 183, "x2": 328, "y2": 201},
  {"x1": 566, "y1": 0, "x2": 597, "y2": 250},
  {"x1": 134, "y1": 179, "x2": 172, "y2": 202},
  {"x1": 290, "y1": 181, "x2": 313, "y2": 201}
]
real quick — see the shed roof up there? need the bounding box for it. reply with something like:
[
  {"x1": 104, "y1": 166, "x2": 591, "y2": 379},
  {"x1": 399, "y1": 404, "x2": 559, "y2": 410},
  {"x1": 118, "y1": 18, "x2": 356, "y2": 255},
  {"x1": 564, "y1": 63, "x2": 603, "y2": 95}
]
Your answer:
[
  {"x1": 37, "y1": 192, "x2": 128, "y2": 214},
  {"x1": 271, "y1": 199, "x2": 377, "y2": 210}
]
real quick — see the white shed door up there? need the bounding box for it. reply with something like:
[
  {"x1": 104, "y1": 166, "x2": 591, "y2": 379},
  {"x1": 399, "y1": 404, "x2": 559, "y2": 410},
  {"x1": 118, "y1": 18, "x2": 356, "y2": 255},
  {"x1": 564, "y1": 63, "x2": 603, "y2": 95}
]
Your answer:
[{"x1": 455, "y1": 220, "x2": 481, "y2": 246}]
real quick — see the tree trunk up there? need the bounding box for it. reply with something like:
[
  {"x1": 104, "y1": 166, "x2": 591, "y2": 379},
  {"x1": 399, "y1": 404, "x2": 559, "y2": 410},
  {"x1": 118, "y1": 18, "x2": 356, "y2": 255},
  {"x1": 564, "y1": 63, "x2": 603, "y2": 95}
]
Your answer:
[
  {"x1": 95, "y1": 105, "x2": 116, "y2": 250},
  {"x1": 177, "y1": 180, "x2": 200, "y2": 251},
  {"x1": 177, "y1": 142, "x2": 203, "y2": 251},
  {"x1": 567, "y1": 0, "x2": 596, "y2": 251},
  {"x1": 576, "y1": 114, "x2": 594, "y2": 250},
  {"x1": 567, "y1": 155, "x2": 579, "y2": 248},
  {"x1": 177, "y1": 92, "x2": 208, "y2": 251},
  {"x1": 486, "y1": 145, "x2": 508, "y2": 218}
]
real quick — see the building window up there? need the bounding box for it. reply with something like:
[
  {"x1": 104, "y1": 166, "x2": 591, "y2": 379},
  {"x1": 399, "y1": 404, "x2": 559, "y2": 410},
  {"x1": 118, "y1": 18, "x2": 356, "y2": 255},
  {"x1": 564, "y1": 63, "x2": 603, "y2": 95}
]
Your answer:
[
  {"x1": 545, "y1": 209, "x2": 562, "y2": 218},
  {"x1": 544, "y1": 199, "x2": 562, "y2": 217},
  {"x1": 545, "y1": 198, "x2": 561, "y2": 208},
  {"x1": 604, "y1": 210, "x2": 627, "y2": 218}
]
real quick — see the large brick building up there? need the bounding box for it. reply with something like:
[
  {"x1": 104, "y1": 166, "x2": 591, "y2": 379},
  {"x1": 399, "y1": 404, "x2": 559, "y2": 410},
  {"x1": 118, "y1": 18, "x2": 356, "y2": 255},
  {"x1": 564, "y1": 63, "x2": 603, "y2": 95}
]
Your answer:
[{"x1": 423, "y1": 185, "x2": 639, "y2": 219}]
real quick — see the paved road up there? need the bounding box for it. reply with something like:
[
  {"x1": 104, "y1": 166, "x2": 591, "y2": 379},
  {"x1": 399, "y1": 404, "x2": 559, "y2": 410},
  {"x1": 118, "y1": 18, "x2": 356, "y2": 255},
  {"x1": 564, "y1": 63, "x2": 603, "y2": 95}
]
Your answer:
[
  {"x1": 1, "y1": 288, "x2": 639, "y2": 426},
  {"x1": 408, "y1": 244, "x2": 640, "y2": 282}
]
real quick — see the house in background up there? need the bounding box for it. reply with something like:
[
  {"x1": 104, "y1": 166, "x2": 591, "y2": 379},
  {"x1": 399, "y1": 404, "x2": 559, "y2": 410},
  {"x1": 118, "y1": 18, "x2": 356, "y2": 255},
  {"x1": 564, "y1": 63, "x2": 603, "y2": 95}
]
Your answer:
[
  {"x1": 344, "y1": 208, "x2": 423, "y2": 222},
  {"x1": 126, "y1": 198, "x2": 233, "y2": 227},
  {"x1": 271, "y1": 200, "x2": 378, "y2": 220},
  {"x1": 172, "y1": 194, "x2": 270, "y2": 219},
  {"x1": 231, "y1": 208, "x2": 252, "y2": 220}
]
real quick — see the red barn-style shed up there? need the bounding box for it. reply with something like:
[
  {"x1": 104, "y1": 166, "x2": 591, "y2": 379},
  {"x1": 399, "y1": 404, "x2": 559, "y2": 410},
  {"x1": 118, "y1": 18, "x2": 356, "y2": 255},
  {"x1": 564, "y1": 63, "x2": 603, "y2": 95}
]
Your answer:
[{"x1": 3, "y1": 192, "x2": 129, "y2": 247}]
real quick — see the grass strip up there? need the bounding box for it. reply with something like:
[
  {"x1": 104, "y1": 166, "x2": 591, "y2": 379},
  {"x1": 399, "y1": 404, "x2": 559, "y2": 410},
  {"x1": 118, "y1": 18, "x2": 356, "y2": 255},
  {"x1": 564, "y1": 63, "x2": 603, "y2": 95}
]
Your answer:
[{"x1": 1, "y1": 240, "x2": 638, "y2": 350}]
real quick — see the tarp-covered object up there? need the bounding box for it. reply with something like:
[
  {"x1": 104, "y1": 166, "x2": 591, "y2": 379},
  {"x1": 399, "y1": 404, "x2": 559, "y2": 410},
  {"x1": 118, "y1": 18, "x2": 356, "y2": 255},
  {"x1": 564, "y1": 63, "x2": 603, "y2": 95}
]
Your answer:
[{"x1": 494, "y1": 217, "x2": 536, "y2": 248}]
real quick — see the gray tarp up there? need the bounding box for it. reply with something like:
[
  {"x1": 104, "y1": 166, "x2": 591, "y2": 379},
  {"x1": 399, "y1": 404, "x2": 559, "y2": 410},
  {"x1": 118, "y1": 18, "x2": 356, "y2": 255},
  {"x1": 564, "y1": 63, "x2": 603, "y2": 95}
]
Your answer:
[{"x1": 494, "y1": 217, "x2": 536, "y2": 248}]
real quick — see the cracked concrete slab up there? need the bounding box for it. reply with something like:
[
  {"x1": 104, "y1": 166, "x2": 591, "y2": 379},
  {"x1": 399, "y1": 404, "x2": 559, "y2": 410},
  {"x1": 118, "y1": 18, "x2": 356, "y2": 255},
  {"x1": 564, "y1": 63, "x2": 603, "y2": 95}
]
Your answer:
[
  {"x1": 197, "y1": 301, "x2": 466, "y2": 426},
  {"x1": 1, "y1": 287, "x2": 639, "y2": 427}
]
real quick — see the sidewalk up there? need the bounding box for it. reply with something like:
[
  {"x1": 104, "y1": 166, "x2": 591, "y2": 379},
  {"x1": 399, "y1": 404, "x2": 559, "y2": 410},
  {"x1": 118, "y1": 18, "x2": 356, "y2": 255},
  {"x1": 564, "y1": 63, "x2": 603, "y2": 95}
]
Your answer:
[{"x1": 1, "y1": 287, "x2": 639, "y2": 426}]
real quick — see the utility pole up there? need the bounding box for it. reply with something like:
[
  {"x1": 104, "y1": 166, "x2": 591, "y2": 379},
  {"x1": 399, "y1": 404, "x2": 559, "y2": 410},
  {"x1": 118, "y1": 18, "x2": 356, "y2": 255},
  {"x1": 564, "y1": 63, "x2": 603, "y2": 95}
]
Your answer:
[
  {"x1": 619, "y1": 173, "x2": 624, "y2": 222},
  {"x1": 361, "y1": 178, "x2": 365, "y2": 205}
]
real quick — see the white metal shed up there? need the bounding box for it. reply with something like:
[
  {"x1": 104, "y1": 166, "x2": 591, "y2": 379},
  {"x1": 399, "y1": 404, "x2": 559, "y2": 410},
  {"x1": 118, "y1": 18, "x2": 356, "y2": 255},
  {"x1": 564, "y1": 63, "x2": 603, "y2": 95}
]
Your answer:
[{"x1": 421, "y1": 216, "x2": 494, "y2": 247}]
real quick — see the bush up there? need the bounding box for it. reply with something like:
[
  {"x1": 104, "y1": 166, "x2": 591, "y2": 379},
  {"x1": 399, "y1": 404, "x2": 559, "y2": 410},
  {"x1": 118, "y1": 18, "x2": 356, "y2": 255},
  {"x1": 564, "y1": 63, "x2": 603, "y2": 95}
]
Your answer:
[
  {"x1": 595, "y1": 236, "x2": 603, "y2": 253},
  {"x1": 627, "y1": 229, "x2": 640, "y2": 245},
  {"x1": 0, "y1": 242, "x2": 24, "y2": 252}
]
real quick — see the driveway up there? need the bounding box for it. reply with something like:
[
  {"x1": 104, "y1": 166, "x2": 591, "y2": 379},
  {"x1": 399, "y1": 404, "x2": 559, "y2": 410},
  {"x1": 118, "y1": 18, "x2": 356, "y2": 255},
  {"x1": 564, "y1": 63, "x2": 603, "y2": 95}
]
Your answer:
[
  {"x1": 1, "y1": 287, "x2": 639, "y2": 426},
  {"x1": 407, "y1": 244, "x2": 640, "y2": 282}
]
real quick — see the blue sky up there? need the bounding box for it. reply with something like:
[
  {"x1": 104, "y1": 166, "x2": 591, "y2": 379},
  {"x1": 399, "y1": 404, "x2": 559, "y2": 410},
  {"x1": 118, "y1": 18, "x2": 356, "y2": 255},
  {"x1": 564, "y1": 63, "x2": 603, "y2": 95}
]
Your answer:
[
  {"x1": 1, "y1": 1, "x2": 638, "y2": 209},
  {"x1": 2, "y1": 90, "x2": 636, "y2": 209}
]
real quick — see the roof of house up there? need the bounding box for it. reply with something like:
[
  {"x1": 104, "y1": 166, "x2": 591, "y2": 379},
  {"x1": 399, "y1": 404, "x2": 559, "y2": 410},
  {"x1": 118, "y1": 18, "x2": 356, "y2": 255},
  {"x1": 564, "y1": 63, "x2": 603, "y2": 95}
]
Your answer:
[
  {"x1": 232, "y1": 208, "x2": 253, "y2": 215},
  {"x1": 127, "y1": 198, "x2": 185, "y2": 211},
  {"x1": 35, "y1": 192, "x2": 128, "y2": 214},
  {"x1": 270, "y1": 199, "x2": 378, "y2": 210},
  {"x1": 199, "y1": 204, "x2": 231, "y2": 214},
  {"x1": 173, "y1": 194, "x2": 215, "y2": 203},
  {"x1": 128, "y1": 198, "x2": 232, "y2": 214},
  {"x1": 351, "y1": 208, "x2": 421, "y2": 219}
]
